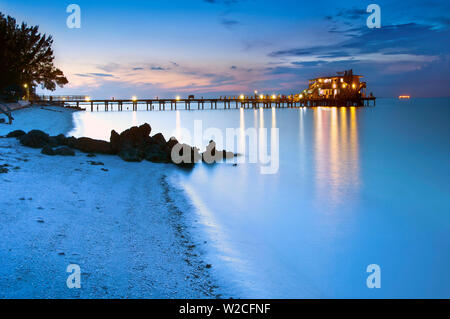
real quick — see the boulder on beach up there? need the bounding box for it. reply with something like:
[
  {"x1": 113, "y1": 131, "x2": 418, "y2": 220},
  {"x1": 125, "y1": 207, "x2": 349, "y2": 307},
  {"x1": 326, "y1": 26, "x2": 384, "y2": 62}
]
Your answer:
[
  {"x1": 15, "y1": 122, "x2": 235, "y2": 167},
  {"x1": 144, "y1": 143, "x2": 170, "y2": 163},
  {"x1": 110, "y1": 123, "x2": 175, "y2": 163},
  {"x1": 64, "y1": 136, "x2": 77, "y2": 148},
  {"x1": 166, "y1": 137, "x2": 179, "y2": 151},
  {"x1": 54, "y1": 146, "x2": 75, "y2": 156},
  {"x1": 19, "y1": 130, "x2": 50, "y2": 148},
  {"x1": 74, "y1": 137, "x2": 113, "y2": 154},
  {"x1": 119, "y1": 146, "x2": 142, "y2": 162},
  {"x1": 6, "y1": 130, "x2": 26, "y2": 138},
  {"x1": 48, "y1": 134, "x2": 67, "y2": 147},
  {"x1": 110, "y1": 123, "x2": 152, "y2": 154},
  {"x1": 41, "y1": 145, "x2": 75, "y2": 156},
  {"x1": 41, "y1": 145, "x2": 55, "y2": 155},
  {"x1": 152, "y1": 133, "x2": 167, "y2": 146}
]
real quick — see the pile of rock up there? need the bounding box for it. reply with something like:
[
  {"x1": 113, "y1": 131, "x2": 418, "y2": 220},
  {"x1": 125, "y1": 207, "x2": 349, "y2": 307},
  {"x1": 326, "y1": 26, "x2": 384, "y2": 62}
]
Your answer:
[{"x1": 5, "y1": 123, "x2": 234, "y2": 167}]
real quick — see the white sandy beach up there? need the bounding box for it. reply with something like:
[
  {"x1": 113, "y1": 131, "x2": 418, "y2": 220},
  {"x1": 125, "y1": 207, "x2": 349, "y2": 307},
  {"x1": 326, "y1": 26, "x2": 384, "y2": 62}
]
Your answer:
[{"x1": 0, "y1": 106, "x2": 219, "y2": 298}]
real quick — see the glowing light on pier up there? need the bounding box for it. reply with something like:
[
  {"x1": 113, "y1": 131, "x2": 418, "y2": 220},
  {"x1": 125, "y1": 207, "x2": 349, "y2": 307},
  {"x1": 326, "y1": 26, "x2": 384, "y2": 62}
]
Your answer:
[
  {"x1": 259, "y1": 94, "x2": 264, "y2": 99},
  {"x1": 352, "y1": 83, "x2": 356, "y2": 89},
  {"x1": 23, "y1": 83, "x2": 28, "y2": 88},
  {"x1": 85, "y1": 96, "x2": 90, "y2": 102},
  {"x1": 132, "y1": 96, "x2": 137, "y2": 101},
  {"x1": 271, "y1": 94, "x2": 276, "y2": 99},
  {"x1": 176, "y1": 95, "x2": 181, "y2": 101},
  {"x1": 299, "y1": 94, "x2": 303, "y2": 99},
  {"x1": 398, "y1": 95, "x2": 411, "y2": 99},
  {"x1": 240, "y1": 94, "x2": 244, "y2": 99}
]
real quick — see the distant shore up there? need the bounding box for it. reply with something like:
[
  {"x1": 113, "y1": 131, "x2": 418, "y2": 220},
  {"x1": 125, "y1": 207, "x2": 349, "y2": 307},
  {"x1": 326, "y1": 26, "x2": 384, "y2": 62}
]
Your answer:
[{"x1": 0, "y1": 106, "x2": 221, "y2": 298}]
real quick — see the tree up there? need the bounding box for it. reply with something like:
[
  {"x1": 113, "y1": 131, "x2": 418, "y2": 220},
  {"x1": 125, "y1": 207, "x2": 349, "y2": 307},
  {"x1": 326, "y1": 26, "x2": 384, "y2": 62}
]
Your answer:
[{"x1": 0, "y1": 12, "x2": 68, "y2": 100}]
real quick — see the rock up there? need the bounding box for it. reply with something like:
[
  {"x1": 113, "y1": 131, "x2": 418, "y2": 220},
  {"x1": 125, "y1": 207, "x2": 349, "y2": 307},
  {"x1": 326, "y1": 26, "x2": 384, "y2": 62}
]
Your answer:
[
  {"x1": 53, "y1": 146, "x2": 75, "y2": 156},
  {"x1": 152, "y1": 133, "x2": 166, "y2": 146},
  {"x1": 87, "y1": 161, "x2": 104, "y2": 166},
  {"x1": 0, "y1": 118, "x2": 5, "y2": 124},
  {"x1": 110, "y1": 123, "x2": 152, "y2": 154},
  {"x1": 166, "y1": 137, "x2": 179, "y2": 151},
  {"x1": 74, "y1": 137, "x2": 112, "y2": 154},
  {"x1": 110, "y1": 130, "x2": 121, "y2": 153},
  {"x1": 144, "y1": 144, "x2": 170, "y2": 163},
  {"x1": 19, "y1": 130, "x2": 50, "y2": 148},
  {"x1": 141, "y1": 123, "x2": 152, "y2": 136},
  {"x1": 41, "y1": 145, "x2": 55, "y2": 155},
  {"x1": 119, "y1": 147, "x2": 142, "y2": 162},
  {"x1": 48, "y1": 134, "x2": 67, "y2": 147},
  {"x1": 6, "y1": 130, "x2": 26, "y2": 138},
  {"x1": 64, "y1": 136, "x2": 77, "y2": 148}
]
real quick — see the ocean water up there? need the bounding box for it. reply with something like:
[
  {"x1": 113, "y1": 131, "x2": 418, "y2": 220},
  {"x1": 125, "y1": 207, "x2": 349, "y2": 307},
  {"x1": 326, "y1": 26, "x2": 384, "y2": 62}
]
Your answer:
[{"x1": 69, "y1": 98, "x2": 450, "y2": 298}]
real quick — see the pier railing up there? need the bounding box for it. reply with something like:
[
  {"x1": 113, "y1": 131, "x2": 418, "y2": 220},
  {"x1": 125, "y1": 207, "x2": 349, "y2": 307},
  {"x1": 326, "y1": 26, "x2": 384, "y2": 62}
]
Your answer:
[{"x1": 32, "y1": 96, "x2": 376, "y2": 111}]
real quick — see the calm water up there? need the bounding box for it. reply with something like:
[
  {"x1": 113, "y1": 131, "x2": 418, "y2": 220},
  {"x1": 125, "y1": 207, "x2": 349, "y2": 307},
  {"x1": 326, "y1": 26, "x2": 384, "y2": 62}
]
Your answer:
[{"x1": 70, "y1": 98, "x2": 450, "y2": 298}]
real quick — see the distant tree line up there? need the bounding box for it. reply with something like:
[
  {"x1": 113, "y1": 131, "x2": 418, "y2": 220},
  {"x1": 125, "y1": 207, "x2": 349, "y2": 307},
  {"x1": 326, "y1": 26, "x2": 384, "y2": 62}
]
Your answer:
[{"x1": 0, "y1": 12, "x2": 68, "y2": 102}]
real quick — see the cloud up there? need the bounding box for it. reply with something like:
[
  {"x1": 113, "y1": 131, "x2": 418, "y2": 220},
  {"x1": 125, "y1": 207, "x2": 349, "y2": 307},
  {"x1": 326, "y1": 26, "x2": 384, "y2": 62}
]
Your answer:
[
  {"x1": 269, "y1": 48, "x2": 313, "y2": 57},
  {"x1": 291, "y1": 61, "x2": 328, "y2": 67},
  {"x1": 150, "y1": 66, "x2": 168, "y2": 71},
  {"x1": 317, "y1": 51, "x2": 352, "y2": 59},
  {"x1": 221, "y1": 18, "x2": 240, "y2": 28},
  {"x1": 204, "y1": 0, "x2": 240, "y2": 5},
  {"x1": 269, "y1": 23, "x2": 448, "y2": 62},
  {"x1": 74, "y1": 73, "x2": 114, "y2": 78},
  {"x1": 336, "y1": 8, "x2": 366, "y2": 20}
]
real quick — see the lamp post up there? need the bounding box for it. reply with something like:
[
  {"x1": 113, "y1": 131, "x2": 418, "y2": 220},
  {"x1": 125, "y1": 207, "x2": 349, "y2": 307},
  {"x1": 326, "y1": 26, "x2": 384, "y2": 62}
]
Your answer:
[{"x1": 23, "y1": 83, "x2": 29, "y2": 101}]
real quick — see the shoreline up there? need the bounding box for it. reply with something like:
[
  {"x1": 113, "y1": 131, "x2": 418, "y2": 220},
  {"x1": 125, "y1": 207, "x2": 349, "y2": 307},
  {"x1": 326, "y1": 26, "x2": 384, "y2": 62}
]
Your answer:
[{"x1": 0, "y1": 106, "x2": 223, "y2": 298}]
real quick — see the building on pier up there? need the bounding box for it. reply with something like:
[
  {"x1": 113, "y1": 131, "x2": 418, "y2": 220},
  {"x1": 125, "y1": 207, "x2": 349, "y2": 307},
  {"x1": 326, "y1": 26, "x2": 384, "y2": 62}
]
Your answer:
[{"x1": 301, "y1": 69, "x2": 370, "y2": 101}]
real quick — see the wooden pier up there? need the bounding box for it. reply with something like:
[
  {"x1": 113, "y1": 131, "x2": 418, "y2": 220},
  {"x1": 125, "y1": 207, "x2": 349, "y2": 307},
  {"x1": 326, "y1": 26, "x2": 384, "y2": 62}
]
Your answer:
[{"x1": 33, "y1": 96, "x2": 376, "y2": 112}]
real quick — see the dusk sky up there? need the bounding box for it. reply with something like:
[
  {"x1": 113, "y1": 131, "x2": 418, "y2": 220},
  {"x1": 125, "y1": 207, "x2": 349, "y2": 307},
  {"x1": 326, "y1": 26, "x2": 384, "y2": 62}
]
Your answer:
[{"x1": 1, "y1": 0, "x2": 449, "y2": 98}]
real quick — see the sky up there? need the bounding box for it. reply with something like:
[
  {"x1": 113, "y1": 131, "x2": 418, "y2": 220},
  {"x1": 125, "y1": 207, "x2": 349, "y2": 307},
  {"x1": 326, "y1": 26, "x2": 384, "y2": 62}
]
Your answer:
[{"x1": 1, "y1": 0, "x2": 449, "y2": 98}]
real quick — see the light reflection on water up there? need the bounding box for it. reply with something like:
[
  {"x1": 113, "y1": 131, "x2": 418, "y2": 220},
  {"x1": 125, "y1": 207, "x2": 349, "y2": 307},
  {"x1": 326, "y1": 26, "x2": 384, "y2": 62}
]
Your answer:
[
  {"x1": 313, "y1": 107, "x2": 360, "y2": 211},
  {"x1": 70, "y1": 99, "x2": 450, "y2": 298}
]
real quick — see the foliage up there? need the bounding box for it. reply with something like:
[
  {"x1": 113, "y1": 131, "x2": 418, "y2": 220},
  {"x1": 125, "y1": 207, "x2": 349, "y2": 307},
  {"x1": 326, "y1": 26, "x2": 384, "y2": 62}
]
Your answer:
[{"x1": 0, "y1": 12, "x2": 68, "y2": 100}]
